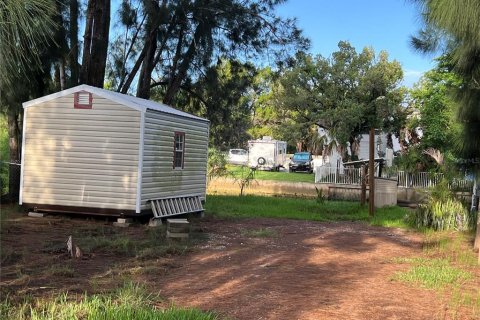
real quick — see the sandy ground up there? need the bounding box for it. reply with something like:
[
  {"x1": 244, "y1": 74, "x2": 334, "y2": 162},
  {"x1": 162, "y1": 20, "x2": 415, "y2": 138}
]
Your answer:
[{"x1": 1, "y1": 208, "x2": 478, "y2": 319}]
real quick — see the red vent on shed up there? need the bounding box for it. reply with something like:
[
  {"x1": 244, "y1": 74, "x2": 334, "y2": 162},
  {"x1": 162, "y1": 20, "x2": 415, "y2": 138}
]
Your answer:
[{"x1": 74, "y1": 91, "x2": 92, "y2": 109}]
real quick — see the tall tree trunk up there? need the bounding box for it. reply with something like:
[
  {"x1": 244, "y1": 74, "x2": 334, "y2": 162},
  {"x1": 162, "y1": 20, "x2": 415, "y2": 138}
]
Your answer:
[
  {"x1": 80, "y1": 0, "x2": 110, "y2": 88},
  {"x1": 7, "y1": 109, "x2": 21, "y2": 201},
  {"x1": 69, "y1": 0, "x2": 79, "y2": 86},
  {"x1": 59, "y1": 59, "x2": 66, "y2": 90},
  {"x1": 136, "y1": 0, "x2": 161, "y2": 99},
  {"x1": 136, "y1": 4, "x2": 159, "y2": 99},
  {"x1": 163, "y1": 22, "x2": 207, "y2": 105}
]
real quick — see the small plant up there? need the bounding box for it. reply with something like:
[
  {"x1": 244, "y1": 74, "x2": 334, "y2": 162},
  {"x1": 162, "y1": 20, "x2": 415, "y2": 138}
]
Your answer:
[
  {"x1": 314, "y1": 186, "x2": 326, "y2": 204},
  {"x1": 233, "y1": 166, "x2": 257, "y2": 196}
]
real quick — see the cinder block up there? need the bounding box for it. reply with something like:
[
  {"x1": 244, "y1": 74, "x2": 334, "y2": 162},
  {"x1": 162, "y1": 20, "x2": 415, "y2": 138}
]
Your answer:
[
  {"x1": 117, "y1": 218, "x2": 132, "y2": 224},
  {"x1": 28, "y1": 212, "x2": 46, "y2": 218}
]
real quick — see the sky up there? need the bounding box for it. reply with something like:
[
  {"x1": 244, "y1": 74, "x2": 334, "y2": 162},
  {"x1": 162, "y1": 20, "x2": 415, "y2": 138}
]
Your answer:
[{"x1": 276, "y1": 0, "x2": 436, "y2": 87}]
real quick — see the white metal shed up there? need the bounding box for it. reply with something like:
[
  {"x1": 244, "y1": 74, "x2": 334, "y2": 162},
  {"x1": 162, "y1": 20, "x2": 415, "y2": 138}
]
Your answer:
[{"x1": 20, "y1": 85, "x2": 209, "y2": 216}]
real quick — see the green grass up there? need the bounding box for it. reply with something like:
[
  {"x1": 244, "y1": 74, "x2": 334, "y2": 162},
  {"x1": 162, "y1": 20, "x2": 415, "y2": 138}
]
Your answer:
[
  {"x1": 205, "y1": 194, "x2": 410, "y2": 228},
  {"x1": 392, "y1": 258, "x2": 472, "y2": 289},
  {"x1": 227, "y1": 165, "x2": 315, "y2": 183},
  {"x1": 0, "y1": 283, "x2": 220, "y2": 320}
]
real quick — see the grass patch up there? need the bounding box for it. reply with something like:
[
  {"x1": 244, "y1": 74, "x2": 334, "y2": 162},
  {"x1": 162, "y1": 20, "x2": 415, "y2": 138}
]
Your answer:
[
  {"x1": 47, "y1": 264, "x2": 76, "y2": 278},
  {"x1": 42, "y1": 225, "x2": 197, "y2": 259},
  {"x1": 205, "y1": 194, "x2": 409, "y2": 228},
  {"x1": 241, "y1": 228, "x2": 277, "y2": 238},
  {"x1": 227, "y1": 165, "x2": 314, "y2": 183},
  {"x1": 393, "y1": 258, "x2": 472, "y2": 289},
  {"x1": 0, "y1": 282, "x2": 220, "y2": 320},
  {"x1": 422, "y1": 231, "x2": 479, "y2": 266}
]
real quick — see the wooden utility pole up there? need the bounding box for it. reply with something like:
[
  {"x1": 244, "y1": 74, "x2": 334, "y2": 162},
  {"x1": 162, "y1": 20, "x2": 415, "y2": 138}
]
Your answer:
[
  {"x1": 360, "y1": 164, "x2": 367, "y2": 205},
  {"x1": 368, "y1": 128, "x2": 375, "y2": 216}
]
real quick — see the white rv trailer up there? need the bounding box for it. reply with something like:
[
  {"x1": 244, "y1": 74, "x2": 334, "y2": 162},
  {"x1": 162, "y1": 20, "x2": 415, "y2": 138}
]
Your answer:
[{"x1": 247, "y1": 136, "x2": 287, "y2": 171}]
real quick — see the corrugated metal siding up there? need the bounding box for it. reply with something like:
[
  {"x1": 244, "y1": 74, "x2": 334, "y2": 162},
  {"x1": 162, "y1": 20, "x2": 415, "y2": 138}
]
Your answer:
[
  {"x1": 22, "y1": 93, "x2": 140, "y2": 210},
  {"x1": 141, "y1": 110, "x2": 208, "y2": 209}
]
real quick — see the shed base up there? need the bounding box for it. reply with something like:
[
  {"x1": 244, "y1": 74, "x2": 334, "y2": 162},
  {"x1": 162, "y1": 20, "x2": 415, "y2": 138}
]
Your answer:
[{"x1": 22, "y1": 203, "x2": 149, "y2": 218}]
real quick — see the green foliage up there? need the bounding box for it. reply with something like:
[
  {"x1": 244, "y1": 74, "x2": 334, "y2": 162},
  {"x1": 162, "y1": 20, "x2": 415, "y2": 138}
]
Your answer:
[
  {"x1": 0, "y1": 283, "x2": 220, "y2": 320},
  {"x1": 412, "y1": 1, "x2": 480, "y2": 173},
  {"x1": 0, "y1": 0, "x2": 56, "y2": 87},
  {"x1": 205, "y1": 195, "x2": 410, "y2": 228},
  {"x1": 407, "y1": 180, "x2": 475, "y2": 231},
  {"x1": 400, "y1": 57, "x2": 463, "y2": 172},
  {"x1": 207, "y1": 148, "x2": 229, "y2": 183}
]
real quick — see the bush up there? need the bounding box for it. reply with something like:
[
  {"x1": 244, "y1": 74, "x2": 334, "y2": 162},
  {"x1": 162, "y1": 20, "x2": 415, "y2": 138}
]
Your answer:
[{"x1": 407, "y1": 179, "x2": 475, "y2": 231}]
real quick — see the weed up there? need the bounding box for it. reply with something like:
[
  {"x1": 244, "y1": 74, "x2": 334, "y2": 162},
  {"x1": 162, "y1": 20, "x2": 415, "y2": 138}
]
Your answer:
[
  {"x1": 315, "y1": 186, "x2": 326, "y2": 204},
  {"x1": 241, "y1": 228, "x2": 278, "y2": 238}
]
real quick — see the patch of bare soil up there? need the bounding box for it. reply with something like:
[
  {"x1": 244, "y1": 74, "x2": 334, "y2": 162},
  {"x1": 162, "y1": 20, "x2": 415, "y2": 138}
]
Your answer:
[{"x1": 1, "y1": 206, "x2": 478, "y2": 319}]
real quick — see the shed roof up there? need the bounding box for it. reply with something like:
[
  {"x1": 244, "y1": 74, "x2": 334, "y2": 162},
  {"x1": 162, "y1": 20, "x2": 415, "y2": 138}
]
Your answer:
[{"x1": 22, "y1": 84, "x2": 209, "y2": 122}]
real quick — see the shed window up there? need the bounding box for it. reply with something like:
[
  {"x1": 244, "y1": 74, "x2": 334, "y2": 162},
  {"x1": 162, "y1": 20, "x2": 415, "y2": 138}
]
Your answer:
[
  {"x1": 74, "y1": 91, "x2": 92, "y2": 109},
  {"x1": 173, "y1": 132, "x2": 185, "y2": 169}
]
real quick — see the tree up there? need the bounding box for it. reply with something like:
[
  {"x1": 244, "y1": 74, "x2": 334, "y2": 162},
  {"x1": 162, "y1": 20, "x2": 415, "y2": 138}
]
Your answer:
[
  {"x1": 80, "y1": 0, "x2": 111, "y2": 87},
  {"x1": 407, "y1": 56, "x2": 462, "y2": 170},
  {"x1": 111, "y1": 0, "x2": 308, "y2": 100},
  {"x1": 411, "y1": 0, "x2": 480, "y2": 253},
  {"x1": 271, "y1": 42, "x2": 405, "y2": 157},
  {"x1": 152, "y1": 59, "x2": 258, "y2": 148}
]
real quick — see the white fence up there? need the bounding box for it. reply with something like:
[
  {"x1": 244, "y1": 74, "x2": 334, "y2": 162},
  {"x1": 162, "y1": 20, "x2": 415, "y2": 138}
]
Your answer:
[
  {"x1": 315, "y1": 167, "x2": 473, "y2": 190},
  {"x1": 315, "y1": 167, "x2": 363, "y2": 185}
]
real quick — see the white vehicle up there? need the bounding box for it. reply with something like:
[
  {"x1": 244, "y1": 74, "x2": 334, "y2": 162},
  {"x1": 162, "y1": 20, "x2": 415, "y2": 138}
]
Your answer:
[
  {"x1": 248, "y1": 136, "x2": 287, "y2": 171},
  {"x1": 227, "y1": 148, "x2": 248, "y2": 165}
]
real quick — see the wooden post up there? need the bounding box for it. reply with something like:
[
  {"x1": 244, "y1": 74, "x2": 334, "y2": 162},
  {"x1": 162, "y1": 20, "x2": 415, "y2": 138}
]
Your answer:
[
  {"x1": 361, "y1": 164, "x2": 366, "y2": 205},
  {"x1": 369, "y1": 128, "x2": 375, "y2": 216}
]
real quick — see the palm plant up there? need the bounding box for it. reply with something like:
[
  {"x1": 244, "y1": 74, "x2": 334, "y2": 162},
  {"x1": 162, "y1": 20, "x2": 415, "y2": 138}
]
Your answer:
[{"x1": 0, "y1": 0, "x2": 56, "y2": 88}]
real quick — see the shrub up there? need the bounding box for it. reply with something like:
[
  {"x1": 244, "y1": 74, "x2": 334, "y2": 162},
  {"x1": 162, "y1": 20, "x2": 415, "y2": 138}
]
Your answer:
[{"x1": 407, "y1": 179, "x2": 475, "y2": 231}]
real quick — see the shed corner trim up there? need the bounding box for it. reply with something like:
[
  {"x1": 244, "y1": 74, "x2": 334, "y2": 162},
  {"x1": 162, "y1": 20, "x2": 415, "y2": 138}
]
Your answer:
[{"x1": 135, "y1": 111, "x2": 146, "y2": 213}]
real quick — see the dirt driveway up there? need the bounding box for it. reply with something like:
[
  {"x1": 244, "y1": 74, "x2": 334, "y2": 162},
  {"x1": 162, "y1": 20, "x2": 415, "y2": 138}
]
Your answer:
[{"x1": 1, "y1": 207, "x2": 477, "y2": 319}]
